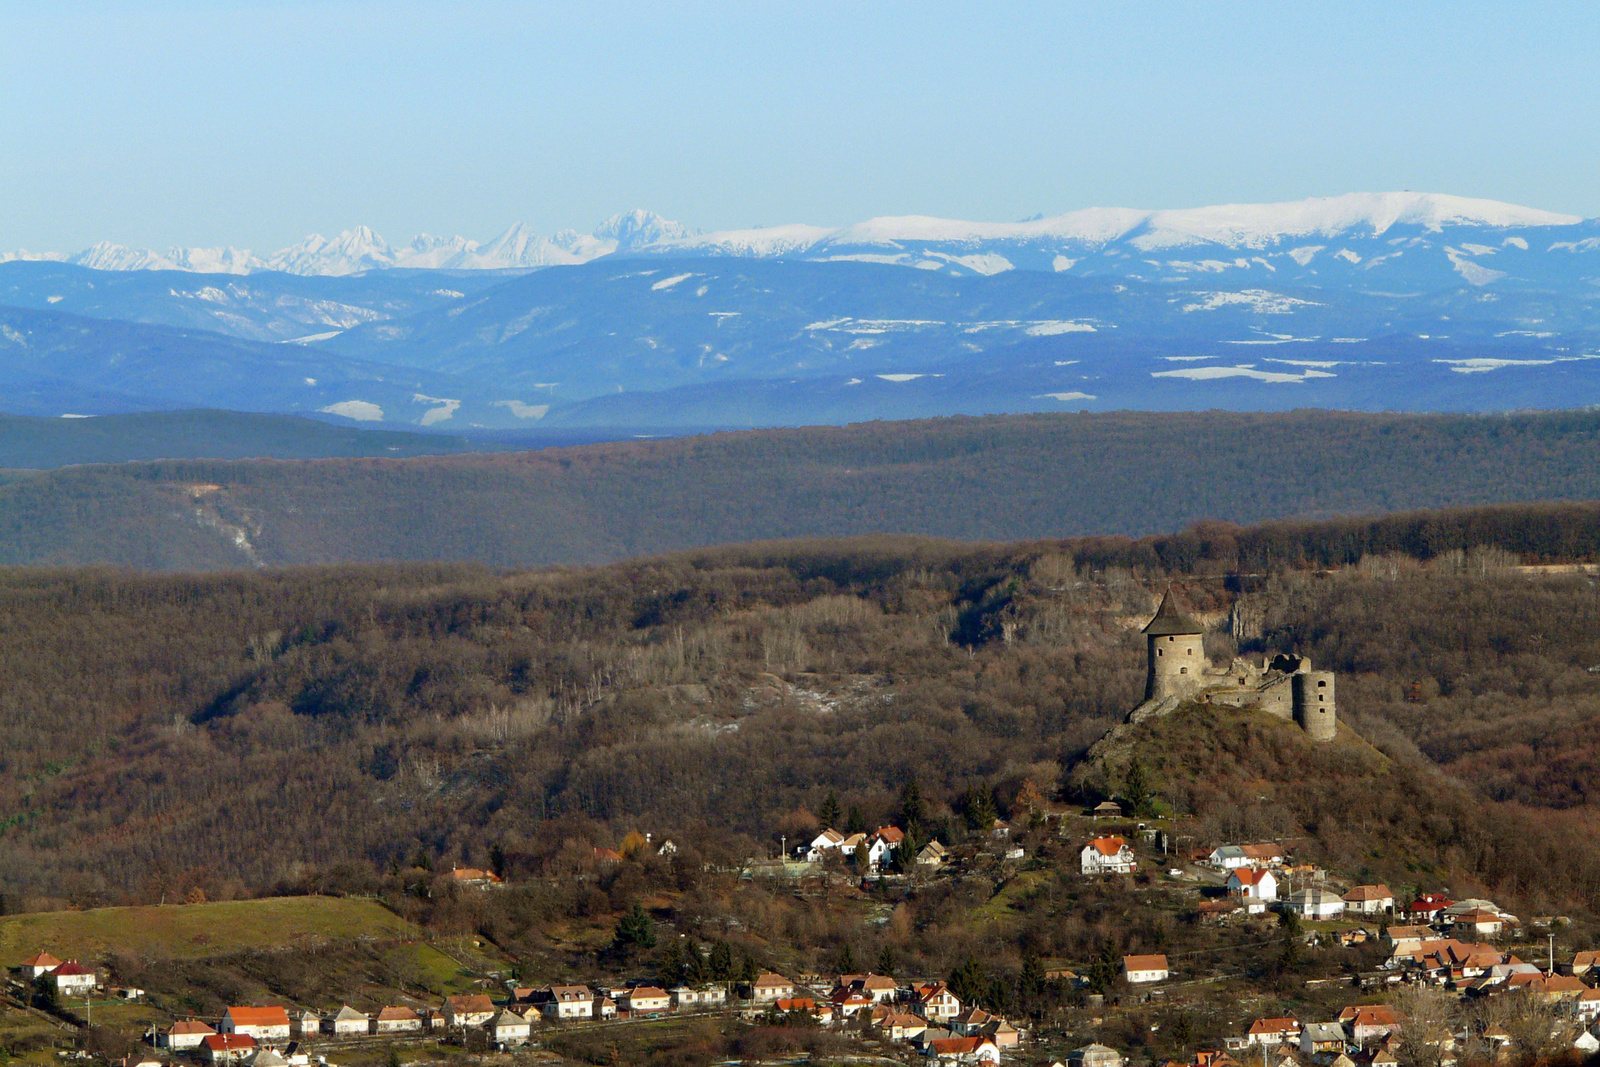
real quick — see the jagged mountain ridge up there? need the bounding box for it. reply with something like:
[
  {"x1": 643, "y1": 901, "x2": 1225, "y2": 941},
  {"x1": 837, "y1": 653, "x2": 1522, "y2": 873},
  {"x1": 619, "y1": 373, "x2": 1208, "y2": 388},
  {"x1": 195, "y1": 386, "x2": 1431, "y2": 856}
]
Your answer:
[{"x1": 5, "y1": 193, "x2": 1597, "y2": 287}]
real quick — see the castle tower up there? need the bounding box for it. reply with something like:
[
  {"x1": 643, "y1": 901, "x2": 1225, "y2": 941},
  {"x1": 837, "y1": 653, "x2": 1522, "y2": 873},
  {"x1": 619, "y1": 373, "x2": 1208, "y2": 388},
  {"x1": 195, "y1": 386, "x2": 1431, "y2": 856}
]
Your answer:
[
  {"x1": 1142, "y1": 589, "x2": 1206, "y2": 702},
  {"x1": 1293, "y1": 670, "x2": 1337, "y2": 741}
]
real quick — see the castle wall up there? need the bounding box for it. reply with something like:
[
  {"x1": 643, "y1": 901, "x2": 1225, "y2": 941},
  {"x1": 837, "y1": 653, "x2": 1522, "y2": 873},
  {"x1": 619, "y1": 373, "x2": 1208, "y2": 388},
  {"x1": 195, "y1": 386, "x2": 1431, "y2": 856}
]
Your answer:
[
  {"x1": 1258, "y1": 676, "x2": 1294, "y2": 720},
  {"x1": 1293, "y1": 671, "x2": 1337, "y2": 741},
  {"x1": 1146, "y1": 632, "x2": 1206, "y2": 701}
]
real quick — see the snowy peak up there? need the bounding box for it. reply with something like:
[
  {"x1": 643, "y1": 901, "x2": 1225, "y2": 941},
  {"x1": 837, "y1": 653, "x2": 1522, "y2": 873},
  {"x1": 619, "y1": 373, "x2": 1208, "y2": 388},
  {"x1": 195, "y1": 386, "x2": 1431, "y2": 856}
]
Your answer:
[
  {"x1": 594, "y1": 209, "x2": 692, "y2": 250},
  {"x1": 6, "y1": 194, "x2": 1592, "y2": 279}
]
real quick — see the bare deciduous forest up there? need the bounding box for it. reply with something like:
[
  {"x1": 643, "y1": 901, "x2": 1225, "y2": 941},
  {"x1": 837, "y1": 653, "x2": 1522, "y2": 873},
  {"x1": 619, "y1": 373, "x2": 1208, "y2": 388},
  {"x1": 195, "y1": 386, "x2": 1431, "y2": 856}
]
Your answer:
[{"x1": 2, "y1": 502, "x2": 1600, "y2": 941}]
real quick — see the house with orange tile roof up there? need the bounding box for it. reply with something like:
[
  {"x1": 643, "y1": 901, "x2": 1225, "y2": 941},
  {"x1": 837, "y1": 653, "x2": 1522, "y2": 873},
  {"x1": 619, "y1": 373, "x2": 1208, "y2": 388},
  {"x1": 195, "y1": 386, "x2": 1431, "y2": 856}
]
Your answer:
[
  {"x1": 159, "y1": 1019, "x2": 218, "y2": 1050},
  {"x1": 220, "y1": 1007, "x2": 291, "y2": 1041},
  {"x1": 1081, "y1": 836, "x2": 1135, "y2": 875},
  {"x1": 18, "y1": 951, "x2": 62, "y2": 979},
  {"x1": 1124, "y1": 954, "x2": 1169, "y2": 984}
]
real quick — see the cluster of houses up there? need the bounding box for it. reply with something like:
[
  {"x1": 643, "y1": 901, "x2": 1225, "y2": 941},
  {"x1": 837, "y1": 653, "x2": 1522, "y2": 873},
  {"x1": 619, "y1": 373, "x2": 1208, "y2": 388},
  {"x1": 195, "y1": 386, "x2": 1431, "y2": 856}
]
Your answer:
[
  {"x1": 802, "y1": 825, "x2": 957, "y2": 869},
  {"x1": 77, "y1": 967, "x2": 1025, "y2": 1064}
]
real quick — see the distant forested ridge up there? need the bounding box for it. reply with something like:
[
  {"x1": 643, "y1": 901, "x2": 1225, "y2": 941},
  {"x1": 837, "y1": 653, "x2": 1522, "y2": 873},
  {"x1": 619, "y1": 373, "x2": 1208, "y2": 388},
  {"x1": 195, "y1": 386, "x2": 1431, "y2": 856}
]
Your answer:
[{"x1": 4, "y1": 408, "x2": 1600, "y2": 570}]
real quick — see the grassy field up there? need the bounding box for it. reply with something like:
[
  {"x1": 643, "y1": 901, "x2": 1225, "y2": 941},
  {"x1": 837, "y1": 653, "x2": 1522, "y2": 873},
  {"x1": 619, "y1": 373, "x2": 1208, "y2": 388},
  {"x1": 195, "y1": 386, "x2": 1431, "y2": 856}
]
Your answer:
[{"x1": 0, "y1": 896, "x2": 419, "y2": 963}]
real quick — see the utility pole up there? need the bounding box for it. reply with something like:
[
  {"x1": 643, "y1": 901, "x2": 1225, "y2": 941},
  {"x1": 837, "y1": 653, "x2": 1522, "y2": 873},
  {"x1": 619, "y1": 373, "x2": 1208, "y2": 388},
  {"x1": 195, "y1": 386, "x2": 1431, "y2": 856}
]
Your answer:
[{"x1": 1549, "y1": 933, "x2": 1556, "y2": 977}]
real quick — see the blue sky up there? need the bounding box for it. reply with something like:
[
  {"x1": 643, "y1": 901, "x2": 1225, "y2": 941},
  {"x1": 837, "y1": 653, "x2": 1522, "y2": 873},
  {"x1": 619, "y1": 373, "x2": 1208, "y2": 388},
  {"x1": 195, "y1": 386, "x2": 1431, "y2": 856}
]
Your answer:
[{"x1": 3, "y1": 1, "x2": 1597, "y2": 251}]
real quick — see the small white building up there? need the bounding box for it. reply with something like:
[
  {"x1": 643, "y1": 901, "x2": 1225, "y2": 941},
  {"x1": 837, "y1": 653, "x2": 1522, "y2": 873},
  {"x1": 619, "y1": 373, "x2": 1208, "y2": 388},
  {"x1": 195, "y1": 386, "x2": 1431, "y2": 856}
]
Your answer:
[
  {"x1": 1123, "y1": 954, "x2": 1169, "y2": 984},
  {"x1": 746, "y1": 973, "x2": 795, "y2": 1003},
  {"x1": 1227, "y1": 868, "x2": 1278, "y2": 913},
  {"x1": 326, "y1": 1005, "x2": 368, "y2": 1036},
  {"x1": 50, "y1": 960, "x2": 97, "y2": 995},
  {"x1": 1342, "y1": 885, "x2": 1394, "y2": 916},
  {"x1": 374, "y1": 1006, "x2": 422, "y2": 1033},
  {"x1": 1287, "y1": 887, "x2": 1345, "y2": 920},
  {"x1": 805, "y1": 829, "x2": 845, "y2": 862},
  {"x1": 220, "y1": 1007, "x2": 292, "y2": 1041},
  {"x1": 624, "y1": 986, "x2": 670, "y2": 1015},
  {"x1": 159, "y1": 1020, "x2": 217, "y2": 1050},
  {"x1": 488, "y1": 1009, "x2": 530, "y2": 1046},
  {"x1": 669, "y1": 985, "x2": 726, "y2": 1011},
  {"x1": 538, "y1": 985, "x2": 595, "y2": 1020},
  {"x1": 19, "y1": 952, "x2": 62, "y2": 979}
]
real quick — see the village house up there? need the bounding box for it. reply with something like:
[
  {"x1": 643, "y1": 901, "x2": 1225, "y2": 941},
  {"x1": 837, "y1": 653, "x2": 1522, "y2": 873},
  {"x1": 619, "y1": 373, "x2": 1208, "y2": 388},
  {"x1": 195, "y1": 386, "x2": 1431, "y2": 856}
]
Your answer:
[
  {"x1": 1093, "y1": 800, "x2": 1124, "y2": 819},
  {"x1": 877, "y1": 1010, "x2": 928, "y2": 1042},
  {"x1": 595, "y1": 997, "x2": 618, "y2": 1020},
  {"x1": 1576, "y1": 988, "x2": 1600, "y2": 1023},
  {"x1": 1081, "y1": 836, "x2": 1136, "y2": 875},
  {"x1": 291, "y1": 1011, "x2": 320, "y2": 1039},
  {"x1": 1300, "y1": 1023, "x2": 1348, "y2": 1056},
  {"x1": 669, "y1": 984, "x2": 726, "y2": 1011},
  {"x1": 249, "y1": 1050, "x2": 287, "y2": 1067},
  {"x1": 776, "y1": 997, "x2": 831, "y2": 1025},
  {"x1": 838, "y1": 973, "x2": 899, "y2": 1004},
  {"x1": 830, "y1": 988, "x2": 873, "y2": 1018},
  {"x1": 927, "y1": 1036, "x2": 1000, "y2": 1064},
  {"x1": 623, "y1": 986, "x2": 670, "y2": 1016},
  {"x1": 1124, "y1": 954, "x2": 1170, "y2": 984},
  {"x1": 951, "y1": 1007, "x2": 1004, "y2": 1038},
  {"x1": 917, "y1": 841, "x2": 949, "y2": 866},
  {"x1": 805, "y1": 829, "x2": 845, "y2": 862},
  {"x1": 1406, "y1": 894, "x2": 1453, "y2": 921},
  {"x1": 1209, "y1": 844, "x2": 1284, "y2": 870},
  {"x1": 867, "y1": 827, "x2": 905, "y2": 869},
  {"x1": 839, "y1": 832, "x2": 869, "y2": 857},
  {"x1": 1339, "y1": 1005, "x2": 1400, "y2": 1044},
  {"x1": 325, "y1": 1006, "x2": 368, "y2": 1036},
  {"x1": 1385, "y1": 926, "x2": 1433, "y2": 952},
  {"x1": 19, "y1": 951, "x2": 62, "y2": 979},
  {"x1": 49, "y1": 960, "x2": 98, "y2": 996},
  {"x1": 159, "y1": 1020, "x2": 218, "y2": 1050},
  {"x1": 533, "y1": 985, "x2": 594, "y2": 1020},
  {"x1": 374, "y1": 1006, "x2": 422, "y2": 1033},
  {"x1": 1287, "y1": 887, "x2": 1346, "y2": 920},
  {"x1": 221, "y1": 1007, "x2": 292, "y2": 1042},
  {"x1": 1070, "y1": 1043, "x2": 1125, "y2": 1067},
  {"x1": 442, "y1": 994, "x2": 497, "y2": 1029},
  {"x1": 911, "y1": 981, "x2": 962, "y2": 1022},
  {"x1": 1569, "y1": 950, "x2": 1600, "y2": 976},
  {"x1": 1449, "y1": 908, "x2": 1505, "y2": 937},
  {"x1": 1227, "y1": 867, "x2": 1278, "y2": 913},
  {"x1": 1342, "y1": 885, "x2": 1394, "y2": 915},
  {"x1": 488, "y1": 1008, "x2": 530, "y2": 1045},
  {"x1": 201, "y1": 1034, "x2": 257, "y2": 1065},
  {"x1": 745, "y1": 973, "x2": 796, "y2": 1003},
  {"x1": 1246, "y1": 1019, "x2": 1300, "y2": 1047},
  {"x1": 446, "y1": 866, "x2": 504, "y2": 887}
]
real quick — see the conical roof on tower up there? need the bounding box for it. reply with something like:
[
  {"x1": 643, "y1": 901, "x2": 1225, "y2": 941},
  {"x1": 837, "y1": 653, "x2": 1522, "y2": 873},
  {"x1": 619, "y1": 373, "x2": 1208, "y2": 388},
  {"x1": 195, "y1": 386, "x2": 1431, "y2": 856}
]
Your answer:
[{"x1": 1142, "y1": 589, "x2": 1204, "y2": 636}]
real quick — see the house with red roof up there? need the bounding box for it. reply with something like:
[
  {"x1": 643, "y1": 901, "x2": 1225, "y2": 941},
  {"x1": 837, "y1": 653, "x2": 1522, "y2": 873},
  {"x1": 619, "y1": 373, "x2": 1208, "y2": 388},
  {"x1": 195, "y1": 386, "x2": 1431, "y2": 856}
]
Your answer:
[
  {"x1": 1124, "y1": 954, "x2": 1170, "y2": 984},
  {"x1": 1081, "y1": 836, "x2": 1135, "y2": 875},
  {"x1": 200, "y1": 1034, "x2": 257, "y2": 1065},
  {"x1": 48, "y1": 960, "x2": 97, "y2": 996},
  {"x1": 1227, "y1": 868, "x2": 1279, "y2": 913}
]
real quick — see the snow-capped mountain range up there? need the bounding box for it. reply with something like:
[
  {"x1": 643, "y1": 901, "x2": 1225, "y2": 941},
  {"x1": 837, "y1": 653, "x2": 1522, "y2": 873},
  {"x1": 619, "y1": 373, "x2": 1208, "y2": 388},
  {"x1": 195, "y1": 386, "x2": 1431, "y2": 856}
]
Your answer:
[{"x1": 5, "y1": 193, "x2": 1595, "y2": 282}]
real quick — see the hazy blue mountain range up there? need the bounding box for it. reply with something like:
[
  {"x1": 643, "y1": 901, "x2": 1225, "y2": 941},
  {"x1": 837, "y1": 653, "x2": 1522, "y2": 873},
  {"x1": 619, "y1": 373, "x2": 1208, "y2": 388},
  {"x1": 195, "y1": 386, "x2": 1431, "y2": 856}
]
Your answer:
[{"x1": 0, "y1": 193, "x2": 1597, "y2": 430}]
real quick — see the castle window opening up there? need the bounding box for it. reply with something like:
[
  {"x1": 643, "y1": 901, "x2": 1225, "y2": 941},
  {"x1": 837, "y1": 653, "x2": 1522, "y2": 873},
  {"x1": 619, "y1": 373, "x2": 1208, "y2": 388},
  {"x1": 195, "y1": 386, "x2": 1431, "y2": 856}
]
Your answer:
[
  {"x1": 1180, "y1": 667, "x2": 1187, "y2": 674},
  {"x1": 1318, "y1": 680, "x2": 1326, "y2": 687}
]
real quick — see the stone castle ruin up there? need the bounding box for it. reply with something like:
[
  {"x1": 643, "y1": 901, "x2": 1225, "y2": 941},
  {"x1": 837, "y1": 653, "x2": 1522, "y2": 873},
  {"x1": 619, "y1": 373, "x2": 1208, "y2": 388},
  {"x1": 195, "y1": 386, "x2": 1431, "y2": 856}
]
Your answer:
[{"x1": 1131, "y1": 590, "x2": 1336, "y2": 741}]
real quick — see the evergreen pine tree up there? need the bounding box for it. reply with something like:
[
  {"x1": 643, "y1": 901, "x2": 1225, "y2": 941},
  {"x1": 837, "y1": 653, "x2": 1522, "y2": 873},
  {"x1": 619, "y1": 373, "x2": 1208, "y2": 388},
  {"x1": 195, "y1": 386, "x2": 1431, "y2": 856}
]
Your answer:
[
  {"x1": 899, "y1": 779, "x2": 923, "y2": 830},
  {"x1": 709, "y1": 940, "x2": 733, "y2": 981},
  {"x1": 818, "y1": 792, "x2": 842, "y2": 831}
]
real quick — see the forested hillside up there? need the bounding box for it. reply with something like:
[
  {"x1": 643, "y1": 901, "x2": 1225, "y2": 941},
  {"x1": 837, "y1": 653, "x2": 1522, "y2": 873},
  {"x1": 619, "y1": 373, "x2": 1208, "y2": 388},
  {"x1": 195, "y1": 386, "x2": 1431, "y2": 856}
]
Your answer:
[
  {"x1": 4, "y1": 506, "x2": 1600, "y2": 926},
  {"x1": 6, "y1": 408, "x2": 1600, "y2": 568}
]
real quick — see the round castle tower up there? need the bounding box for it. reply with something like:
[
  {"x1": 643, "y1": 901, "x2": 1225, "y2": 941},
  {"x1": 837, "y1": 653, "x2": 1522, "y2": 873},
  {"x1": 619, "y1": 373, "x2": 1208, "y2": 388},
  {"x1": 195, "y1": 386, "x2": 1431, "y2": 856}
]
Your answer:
[
  {"x1": 1293, "y1": 671, "x2": 1337, "y2": 740},
  {"x1": 1143, "y1": 590, "x2": 1206, "y2": 701}
]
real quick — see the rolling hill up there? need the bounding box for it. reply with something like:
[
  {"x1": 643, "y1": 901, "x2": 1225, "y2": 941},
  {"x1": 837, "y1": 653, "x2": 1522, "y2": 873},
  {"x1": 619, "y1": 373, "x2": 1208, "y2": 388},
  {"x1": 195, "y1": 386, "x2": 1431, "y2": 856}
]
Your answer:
[{"x1": 2, "y1": 409, "x2": 1600, "y2": 570}]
